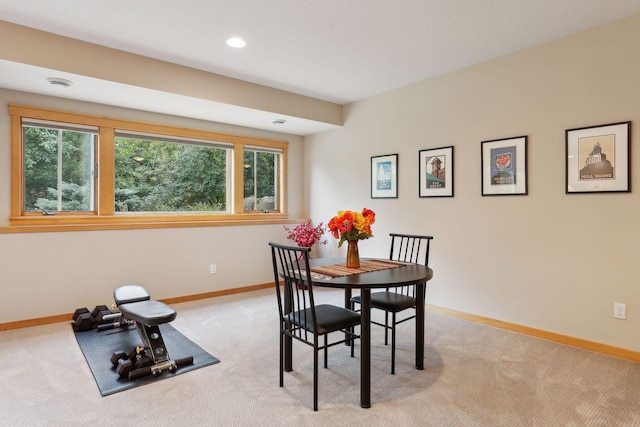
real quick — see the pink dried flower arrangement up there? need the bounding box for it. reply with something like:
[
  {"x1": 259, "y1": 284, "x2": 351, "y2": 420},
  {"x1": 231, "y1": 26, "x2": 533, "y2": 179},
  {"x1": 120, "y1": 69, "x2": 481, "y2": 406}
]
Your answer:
[{"x1": 284, "y1": 220, "x2": 327, "y2": 248}]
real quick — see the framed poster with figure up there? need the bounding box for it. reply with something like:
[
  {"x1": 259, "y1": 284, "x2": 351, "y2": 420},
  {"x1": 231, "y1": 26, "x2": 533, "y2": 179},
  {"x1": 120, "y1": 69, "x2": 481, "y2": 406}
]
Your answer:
[
  {"x1": 371, "y1": 154, "x2": 398, "y2": 199},
  {"x1": 419, "y1": 146, "x2": 453, "y2": 197},
  {"x1": 481, "y1": 136, "x2": 528, "y2": 196},
  {"x1": 565, "y1": 121, "x2": 630, "y2": 194}
]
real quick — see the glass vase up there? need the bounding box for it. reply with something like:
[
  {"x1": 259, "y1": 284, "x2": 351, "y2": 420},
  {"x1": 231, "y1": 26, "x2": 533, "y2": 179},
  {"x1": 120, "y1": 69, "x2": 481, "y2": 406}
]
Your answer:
[{"x1": 346, "y1": 239, "x2": 360, "y2": 268}]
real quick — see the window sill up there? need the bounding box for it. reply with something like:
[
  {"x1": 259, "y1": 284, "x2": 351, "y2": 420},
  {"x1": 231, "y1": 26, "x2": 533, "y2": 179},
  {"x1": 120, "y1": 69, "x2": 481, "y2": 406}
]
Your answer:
[{"x1": 2, "y1": 213, "x2": 295, "y2": 233}]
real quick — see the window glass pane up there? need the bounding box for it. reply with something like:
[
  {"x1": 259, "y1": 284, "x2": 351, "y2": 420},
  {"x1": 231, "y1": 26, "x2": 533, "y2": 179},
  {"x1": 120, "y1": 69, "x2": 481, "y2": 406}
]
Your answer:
[
  {"x1": 23, "y1": 125, "x2": 95, "y2": 212},
  {"x1": 114, "y1": 136, "x2": 228, "y2": 212},
  {"x1": 243, "y1": 149, "x2": 278, "y2": 211}
]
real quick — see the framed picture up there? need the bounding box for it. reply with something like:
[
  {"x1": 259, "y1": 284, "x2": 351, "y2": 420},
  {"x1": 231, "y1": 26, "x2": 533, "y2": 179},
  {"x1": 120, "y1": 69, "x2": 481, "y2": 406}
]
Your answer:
[
  {"x1": 419, "y1": 146, "x2": 454, "y2": 197},
  {"x1": 481, "y1": 136, "x2": 528, "y2": 196},
  {"x1": 565, "y1": 121, "x2": 630, "y2": 194},
  {"x1": 371, "y1": 154, "x2": 398, "y2": 198}
]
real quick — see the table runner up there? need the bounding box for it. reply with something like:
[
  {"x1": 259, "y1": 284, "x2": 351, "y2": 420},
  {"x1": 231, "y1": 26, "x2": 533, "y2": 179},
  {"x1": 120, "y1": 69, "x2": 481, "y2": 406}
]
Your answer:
[{"x1": 310, "y1": 259, "x2": 408, "y2": 278}]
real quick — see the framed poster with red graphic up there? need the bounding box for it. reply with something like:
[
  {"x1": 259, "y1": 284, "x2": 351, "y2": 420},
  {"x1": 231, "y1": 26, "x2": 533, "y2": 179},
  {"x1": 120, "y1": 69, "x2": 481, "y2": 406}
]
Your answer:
[{"x1": 481, "y1": 136, "x2": 528, "y2": 196}]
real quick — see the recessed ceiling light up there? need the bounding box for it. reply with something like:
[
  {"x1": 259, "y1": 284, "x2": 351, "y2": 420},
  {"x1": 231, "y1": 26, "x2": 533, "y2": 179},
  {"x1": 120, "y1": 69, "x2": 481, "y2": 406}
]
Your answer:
[
  {"x1": 47, "y1": 77, "x2": 73, "y2": 88},
  {"x1": 226, "y1": 37, "x2": 246, "y2": 48},
  {"x1": 272, "y1": 119, "x2": 286, "y2": 125}
]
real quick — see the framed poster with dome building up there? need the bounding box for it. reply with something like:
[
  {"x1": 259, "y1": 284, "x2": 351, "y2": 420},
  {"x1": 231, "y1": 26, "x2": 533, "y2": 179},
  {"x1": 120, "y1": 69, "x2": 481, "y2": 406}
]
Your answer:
[{"x1": 565, "y1": 121, "x2": 630, "y2": 194}]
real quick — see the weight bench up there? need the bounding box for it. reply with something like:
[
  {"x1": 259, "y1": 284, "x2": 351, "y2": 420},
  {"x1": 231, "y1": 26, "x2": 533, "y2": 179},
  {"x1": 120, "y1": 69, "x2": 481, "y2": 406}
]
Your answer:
[{"x1": 111, "y1": 284, "x2": 193, "y2": 380}]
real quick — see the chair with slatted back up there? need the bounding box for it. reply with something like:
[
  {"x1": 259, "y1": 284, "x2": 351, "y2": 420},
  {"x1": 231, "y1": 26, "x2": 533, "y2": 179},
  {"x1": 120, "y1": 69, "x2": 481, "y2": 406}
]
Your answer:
[
  {"x1": 351, "y1": 233, "x2": 433, "y2": 374},
  {"x1": 269, "y1": 241, "x2": 361, "y2": 411}
]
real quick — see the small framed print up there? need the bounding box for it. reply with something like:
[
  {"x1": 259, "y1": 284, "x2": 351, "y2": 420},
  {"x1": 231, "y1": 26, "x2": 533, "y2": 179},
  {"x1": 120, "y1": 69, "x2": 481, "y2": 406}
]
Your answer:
[
  {"x1": 419, "y1": 146, "x2": 453, "y2": 197},
  {"x1": 371, "y1": 154, "x2": 398, "y2": 199},
  {"x1": 565, "y1": 121, "x2": 630, "y2": 194},
  {"x1": 481, "y1": 136, "x2": 528, "y2": 196}
]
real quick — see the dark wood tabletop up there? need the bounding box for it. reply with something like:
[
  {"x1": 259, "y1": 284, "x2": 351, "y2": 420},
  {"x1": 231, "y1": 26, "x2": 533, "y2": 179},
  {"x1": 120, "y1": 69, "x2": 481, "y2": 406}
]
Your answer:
[{"x1": 308, "y1": 257, "x2": 433, "y2": 288}]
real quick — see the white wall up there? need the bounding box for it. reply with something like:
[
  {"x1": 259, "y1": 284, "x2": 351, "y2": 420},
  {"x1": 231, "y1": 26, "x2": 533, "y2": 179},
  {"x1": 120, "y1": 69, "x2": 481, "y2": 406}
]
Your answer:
[
  {"x1": 0, "y1": 89, "x2": 304, "y2": 323},
  {"x1": 306, "y1": 14, "x2": 640, "y2": 351}
]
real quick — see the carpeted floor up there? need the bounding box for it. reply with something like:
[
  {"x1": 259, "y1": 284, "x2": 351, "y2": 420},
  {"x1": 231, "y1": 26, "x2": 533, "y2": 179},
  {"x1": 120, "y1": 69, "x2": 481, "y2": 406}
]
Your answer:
[
  {"x1": 74, "y1": 323, "x2": 220, "y2": 396},
  {"x1": 1, "y1": 287, "x2": 640, "y2": 426}
]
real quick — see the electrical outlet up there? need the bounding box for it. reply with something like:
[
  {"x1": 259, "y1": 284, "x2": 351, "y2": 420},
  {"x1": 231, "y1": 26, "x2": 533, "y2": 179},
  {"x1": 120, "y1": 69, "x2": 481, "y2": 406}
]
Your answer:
[
  {"x1": 614, "y1": 302, "x2": 626, "y2": 320},
  {"x1": 209, "y1": 264, "x2": 217, "y2": 274}
]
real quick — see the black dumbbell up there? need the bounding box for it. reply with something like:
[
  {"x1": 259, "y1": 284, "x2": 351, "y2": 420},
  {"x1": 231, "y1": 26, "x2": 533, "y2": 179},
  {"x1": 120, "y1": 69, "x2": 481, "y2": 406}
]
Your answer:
[
  {"x1": 95, "y1": 311, "x2": 116, "y2": 325},
  {"x1": 91, "y1": 305, "x2": 113, "y2": 325},
  {"x1": 72, "y1": 307, "x2": 95, "y2": 332},
  {"x1": 91, "y1": 305, "x2": 109, "y2": 317},
  {"x1": 96, "y1": 319, "x2": 124, "y2": 332},
  {"x1": 110, "y1": 351, "x2": 128, "y2": 367},
  {"x1": 116, "y1": 358, "x2": 134, "y2": 379},
  {"x1": 72, "y1": 307, "x2": 90, "y2": 320}
]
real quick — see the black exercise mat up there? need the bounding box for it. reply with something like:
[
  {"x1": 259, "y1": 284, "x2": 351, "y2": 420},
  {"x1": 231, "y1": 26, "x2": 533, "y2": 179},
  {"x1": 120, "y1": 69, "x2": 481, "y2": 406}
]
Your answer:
[{"x1": 74, "y1": 323, "x2": 220, "y2": 396}]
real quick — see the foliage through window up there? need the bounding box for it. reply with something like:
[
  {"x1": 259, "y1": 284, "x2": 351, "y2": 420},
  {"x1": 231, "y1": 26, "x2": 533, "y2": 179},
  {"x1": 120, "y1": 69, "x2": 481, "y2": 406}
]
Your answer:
[
  {"x1": 23, "y1": 122, "x2": 96, "y2": 213},
  {"x1": 243, "y1": 147, "x2": 279, "y2": 211},
  {"x1": 114, "y1": 134, "x2": 230, "y2": 212},
  {"x1": 10, "y1": 105, "x2": 288, "y2": 229}
]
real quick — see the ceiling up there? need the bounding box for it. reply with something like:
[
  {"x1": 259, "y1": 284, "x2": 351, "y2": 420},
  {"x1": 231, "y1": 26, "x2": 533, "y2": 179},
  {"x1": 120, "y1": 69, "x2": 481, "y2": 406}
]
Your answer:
[{"x1": 1, "y1": 0, "x2": 640, "y2": 135}]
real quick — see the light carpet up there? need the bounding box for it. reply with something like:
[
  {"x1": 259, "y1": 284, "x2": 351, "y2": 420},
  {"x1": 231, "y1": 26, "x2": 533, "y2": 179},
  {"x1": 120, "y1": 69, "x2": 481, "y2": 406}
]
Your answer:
[{"x1": 1, "y1": 288, "x2": 639, "y2": 426}]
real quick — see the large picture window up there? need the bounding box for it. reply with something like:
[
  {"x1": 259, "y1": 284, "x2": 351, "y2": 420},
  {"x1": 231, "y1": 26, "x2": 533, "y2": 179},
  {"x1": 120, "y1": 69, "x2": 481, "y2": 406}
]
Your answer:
[
  {"x1": 114, "y1": 133, "x2": 231, "y2": 213},
  {"x1": 9, "y1": 105, "x2": 288, "y2": 230}
]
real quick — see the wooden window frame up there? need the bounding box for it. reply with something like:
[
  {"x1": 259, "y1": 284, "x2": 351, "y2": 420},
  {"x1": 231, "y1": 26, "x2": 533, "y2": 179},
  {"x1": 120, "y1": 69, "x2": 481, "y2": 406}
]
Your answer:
[{"x1": 8, "y1": 104, "x2": 288, "y2": 232}]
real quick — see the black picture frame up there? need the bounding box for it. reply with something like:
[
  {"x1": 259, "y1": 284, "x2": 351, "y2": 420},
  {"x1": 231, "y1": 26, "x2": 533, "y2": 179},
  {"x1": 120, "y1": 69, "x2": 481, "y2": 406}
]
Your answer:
[
  {"x1": 565, "y1": 121, "x2": 630, "y2": 194},
  {"x1": 481, "y1": 136, "x2": 528, "y2": 196},
  {"x1": 418, "y1": 146, "x2": 454, "y2": 197},
  {"x1": 371, "y1": 154, "x2": 398, "y2": 199}
]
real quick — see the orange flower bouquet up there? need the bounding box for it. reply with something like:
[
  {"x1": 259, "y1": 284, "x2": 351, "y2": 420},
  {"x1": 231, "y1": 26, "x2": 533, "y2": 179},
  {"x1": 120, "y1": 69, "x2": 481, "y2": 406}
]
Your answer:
[{"x1": 327, "y1": 208, "x2": 376, "y2": 247}]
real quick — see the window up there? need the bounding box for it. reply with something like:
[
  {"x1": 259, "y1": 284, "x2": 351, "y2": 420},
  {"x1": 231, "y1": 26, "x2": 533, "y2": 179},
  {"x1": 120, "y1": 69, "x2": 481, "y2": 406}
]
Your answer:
[
  {"x1": 243, "y1": 146, "x2": 281, "y2": 211},
  {"x1": 114, "y1": 132, "x2": 231, "y2": 213},
  {"x1": 23, "y1": 120, "x2": 97, "y2": 213},
  {"x1": 9, "y1": 105, "x2": 288, "y2": 230}
]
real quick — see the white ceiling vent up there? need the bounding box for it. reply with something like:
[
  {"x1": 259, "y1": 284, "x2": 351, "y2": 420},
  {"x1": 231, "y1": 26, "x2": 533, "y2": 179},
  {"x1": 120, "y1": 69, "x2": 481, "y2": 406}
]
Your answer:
[{"x1": 47, "y1": 77, "x2": 73, "y2": 88}]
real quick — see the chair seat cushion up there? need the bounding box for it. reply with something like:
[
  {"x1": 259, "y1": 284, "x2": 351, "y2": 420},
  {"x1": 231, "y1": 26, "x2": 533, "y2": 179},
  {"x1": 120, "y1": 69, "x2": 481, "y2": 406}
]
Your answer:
[
  {"x1": 352, "y1": 291, "x2": 416, "y2": 312},
  {"x1": 287, "y1": 304, "x2": 361, "y2": 335}
]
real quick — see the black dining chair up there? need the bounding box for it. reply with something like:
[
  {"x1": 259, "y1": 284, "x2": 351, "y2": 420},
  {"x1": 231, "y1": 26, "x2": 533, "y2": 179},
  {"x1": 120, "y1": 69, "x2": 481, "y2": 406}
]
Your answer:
[
  {"x1": 269, "y1": 241, "x2": 361, "y2": 411},
  {"x1": 351, "y1": 233, "x2": 433, "y2": 374}
]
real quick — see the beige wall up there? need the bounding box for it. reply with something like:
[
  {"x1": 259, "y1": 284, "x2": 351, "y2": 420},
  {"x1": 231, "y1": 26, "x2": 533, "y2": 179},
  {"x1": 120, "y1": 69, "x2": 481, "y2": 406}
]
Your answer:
[
  {"x1": 2, "y1": 14, "x2": 639, "y2": 354},
  {"x1": 306, "y1": 14, "x2": 640, "y2": 351},
  {"x1": 0, "y1": 89, "x2": 304, "y2": 323}
]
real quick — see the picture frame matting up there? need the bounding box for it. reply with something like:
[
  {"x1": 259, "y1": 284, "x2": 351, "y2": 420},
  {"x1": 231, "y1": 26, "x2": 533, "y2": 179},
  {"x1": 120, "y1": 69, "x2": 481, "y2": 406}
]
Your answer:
[
  {"x1": 565, "y1": 121, "x2": 630, "y2": 194},
  {"x1": 371, "y1": 154, "x2": 398, "y2": 199},
  {"x1": 481, "y1": 135, "x2": 528, "y2": 196},
  {"x1": 419, "y1": 146, "x2": 454, "y2": 197}
]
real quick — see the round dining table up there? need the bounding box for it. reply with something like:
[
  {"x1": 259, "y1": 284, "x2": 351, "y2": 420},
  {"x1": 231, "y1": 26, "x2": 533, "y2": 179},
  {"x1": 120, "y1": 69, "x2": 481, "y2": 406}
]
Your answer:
[{"x1": 304, "y1": 258, "x2": 434, "y2": 408}]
